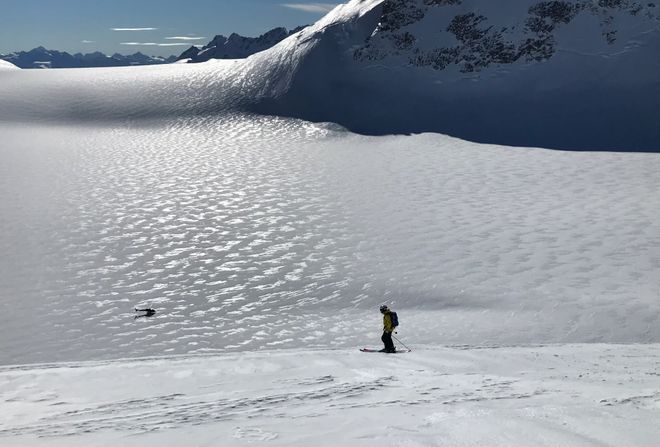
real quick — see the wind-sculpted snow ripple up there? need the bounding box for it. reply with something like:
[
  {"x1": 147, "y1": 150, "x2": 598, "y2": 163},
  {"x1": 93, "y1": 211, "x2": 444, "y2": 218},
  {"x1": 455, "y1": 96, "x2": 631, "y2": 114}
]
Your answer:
[
  {"x1": 0, "y1": 115, "x2": 367, "y2": 364},
  {"x1": 1, "y1": 115, "x2": 659, "y2": 365},
  {"x1": 0, "y1": 366, "x2": 394, "y2": 437},
  {"x1": 2, "y1": 346, "x2": 659, "y2": 444}
]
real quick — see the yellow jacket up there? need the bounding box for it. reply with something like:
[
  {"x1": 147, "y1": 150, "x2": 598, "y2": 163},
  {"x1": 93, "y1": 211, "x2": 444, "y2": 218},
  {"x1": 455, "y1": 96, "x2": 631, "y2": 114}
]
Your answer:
[{"x1": 383, "y1": 312, "x2": 395, "y2": 333}]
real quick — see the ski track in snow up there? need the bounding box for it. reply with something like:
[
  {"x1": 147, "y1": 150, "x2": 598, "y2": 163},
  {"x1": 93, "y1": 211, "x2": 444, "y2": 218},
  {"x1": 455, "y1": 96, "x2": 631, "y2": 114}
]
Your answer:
[{"x1": 1, "y1": 345, "x2": 659, "y2": 446}]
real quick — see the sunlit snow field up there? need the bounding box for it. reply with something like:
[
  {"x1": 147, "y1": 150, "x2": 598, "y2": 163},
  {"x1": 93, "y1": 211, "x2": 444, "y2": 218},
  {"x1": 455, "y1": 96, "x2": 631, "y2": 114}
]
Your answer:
[
  {"x1": 1, "y1": 7, "x2": 660, "y2": 441},
  {"x1": 1, "y1": 114, "x2": 659, "y2": 365},
  {"x1": 3, "y1": 345, "x2": 660, "y2": 446}
]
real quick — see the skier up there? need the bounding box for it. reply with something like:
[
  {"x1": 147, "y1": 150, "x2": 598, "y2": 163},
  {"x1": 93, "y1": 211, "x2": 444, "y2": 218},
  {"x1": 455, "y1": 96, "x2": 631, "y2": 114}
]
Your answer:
[{"x1": 379, "y1": 305, "x2": 396, "y2": 353}]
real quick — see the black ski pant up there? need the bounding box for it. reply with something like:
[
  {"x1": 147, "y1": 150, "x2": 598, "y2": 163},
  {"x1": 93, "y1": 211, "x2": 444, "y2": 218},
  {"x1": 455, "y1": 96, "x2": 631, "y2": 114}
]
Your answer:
[{"x1": 381, "y1": 331, "x2": 395, "y2": 352}]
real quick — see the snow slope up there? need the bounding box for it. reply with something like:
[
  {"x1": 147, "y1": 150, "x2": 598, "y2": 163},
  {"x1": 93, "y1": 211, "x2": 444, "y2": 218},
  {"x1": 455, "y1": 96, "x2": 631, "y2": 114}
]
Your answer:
[
  {"x1": 0, "y1": 0, "x2": 658, "y2": 367},
  {"x1": 2, "y1": 345, "x2": 660, "y2": 446},
  {"x1": 0, "y1": 59, "x2": 19, "y2": 70},
  {"x1": 0, "y1": 59, "x2": 242, "y2": 123},
  {"x1": 0, "y1": 0, "x2": 658, "y2": 149},
  {"x1": 1, "y1": 118, "x2": 659, "y2": 365}
]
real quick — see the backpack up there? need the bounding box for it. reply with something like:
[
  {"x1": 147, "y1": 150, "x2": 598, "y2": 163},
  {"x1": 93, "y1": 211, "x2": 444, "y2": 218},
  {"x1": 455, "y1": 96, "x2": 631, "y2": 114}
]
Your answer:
[{"x1": 390, "y1": 311, "x2": 399, "y2": 328}]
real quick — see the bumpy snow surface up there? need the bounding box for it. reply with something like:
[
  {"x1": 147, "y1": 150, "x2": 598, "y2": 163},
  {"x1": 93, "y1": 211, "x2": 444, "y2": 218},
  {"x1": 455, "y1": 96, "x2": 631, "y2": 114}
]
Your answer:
[
  {"x1": 0, "y1": 1, "x2": 659, "y2": 445},
  {"x1": 3, "y1": 346, "x2": 660, "y2": 446},
  {"x1": 2, "y1": 115, "x2": 659, "y2": 364}
]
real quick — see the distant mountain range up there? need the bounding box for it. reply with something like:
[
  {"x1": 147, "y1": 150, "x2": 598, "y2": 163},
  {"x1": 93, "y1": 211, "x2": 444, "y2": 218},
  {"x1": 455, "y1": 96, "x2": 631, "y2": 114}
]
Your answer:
[
  {"x1": 0, "y1": 46, "x2": 177, "y2": 69},
  {"x1": 0, "y1": 26, "x2": 308, "y2": 69},
  {"x1": 177, "y1": 26, "x2": 306, "y2": 63}
]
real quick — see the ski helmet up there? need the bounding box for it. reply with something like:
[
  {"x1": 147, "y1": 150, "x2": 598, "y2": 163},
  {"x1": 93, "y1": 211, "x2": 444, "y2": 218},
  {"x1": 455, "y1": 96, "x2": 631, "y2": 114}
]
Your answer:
[{"x1": 379, "y1": 305, "x2": 389, "y2": 313}]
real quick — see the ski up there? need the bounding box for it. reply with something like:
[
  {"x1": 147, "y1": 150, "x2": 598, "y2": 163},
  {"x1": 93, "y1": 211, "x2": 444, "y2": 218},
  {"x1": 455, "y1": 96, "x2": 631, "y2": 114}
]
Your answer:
[{"x1": 360, "y1": 348, "x2": 411, "y2": 353}]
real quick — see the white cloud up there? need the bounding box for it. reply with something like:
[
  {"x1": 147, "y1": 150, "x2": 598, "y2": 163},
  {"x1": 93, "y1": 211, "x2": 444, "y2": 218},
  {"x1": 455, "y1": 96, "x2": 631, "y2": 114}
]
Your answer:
[
  {"x1": 120, "y1": 42, "x2": 190, "y2": 47},
  {"x1": 111, "y1": 27, "x2": 158, "y2": 31},
  {"x1": 165, "y1": 36, "x2": 206, "y2": 41},
  {"x1": 81, "y1": 40, "x2": 95, "y2": 44},
  {"x1": 281, "y1": 3, "x2": 338, "y2": 13}
]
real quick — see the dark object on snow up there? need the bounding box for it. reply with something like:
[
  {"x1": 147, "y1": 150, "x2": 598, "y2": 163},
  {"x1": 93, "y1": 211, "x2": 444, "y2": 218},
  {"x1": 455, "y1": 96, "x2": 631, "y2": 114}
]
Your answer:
[
  {"x1": 134, "y1": 308, "x2": 156, "y2": 318},
  {"x1": 381, "y1": 332, "x2": 395, "y2": 353}
]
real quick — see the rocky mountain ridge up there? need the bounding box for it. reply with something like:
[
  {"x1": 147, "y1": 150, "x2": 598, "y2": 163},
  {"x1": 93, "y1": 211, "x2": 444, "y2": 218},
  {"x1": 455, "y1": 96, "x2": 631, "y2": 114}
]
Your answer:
[
  {"x1": 0, "y1": 25, "x2": 309, "y2": 69},
  {"x1": 178, "y1": 26, "x2": 307, "y2": 63},
  {"x1": 355, "y1": 0, "x2": 659, "y2": 72},
  {"x1": 248, "y1": 0, "x2": 660, "y2": 150},
  {"x1": 0, "y1": 47, "x2": 177, "y2": 69}
]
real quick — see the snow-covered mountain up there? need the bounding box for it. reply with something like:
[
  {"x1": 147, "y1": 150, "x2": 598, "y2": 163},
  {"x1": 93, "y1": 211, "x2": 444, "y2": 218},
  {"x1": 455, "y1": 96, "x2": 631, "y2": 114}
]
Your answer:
[
  {"x1": 0, "y1": 59, "x2": 20, "y2": 70},
  {"x1": 0, "y1": 0, "x2": 658, "y2": 150},
  {"x1": 246, "y1": 0, "x2": 660, "y2": 150},
  {"x1": 0, "y1": 47, "x2": 177, "y2": 68},
  {"x1": 355, "y1": 0, "x2": 657, "y2": 71},
  {"x1": 178, "y1": 26, "x2": 307, "y2": 62}
]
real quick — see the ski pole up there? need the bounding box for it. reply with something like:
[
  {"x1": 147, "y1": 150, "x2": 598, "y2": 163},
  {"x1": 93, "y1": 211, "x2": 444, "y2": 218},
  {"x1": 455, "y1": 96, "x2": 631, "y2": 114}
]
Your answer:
[{"x1": 392, "y1": 334, "x2": 411, "y2": 351}]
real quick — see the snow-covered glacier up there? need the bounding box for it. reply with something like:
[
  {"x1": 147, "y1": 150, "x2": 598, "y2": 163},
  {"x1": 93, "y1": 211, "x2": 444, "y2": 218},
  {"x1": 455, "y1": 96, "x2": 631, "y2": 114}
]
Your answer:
[
  {"x1": 1, "y1": 0, "x2": 658, "y2": 364},
  {"x1": 0, "y1": 1, "x2": 659, "y2": 445}
]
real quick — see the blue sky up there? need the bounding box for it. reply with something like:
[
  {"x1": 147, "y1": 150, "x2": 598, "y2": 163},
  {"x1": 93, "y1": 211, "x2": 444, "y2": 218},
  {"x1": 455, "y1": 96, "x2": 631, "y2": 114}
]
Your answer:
[{"x1": 0, "y1": 0, "x2": 338, "y2": 56}]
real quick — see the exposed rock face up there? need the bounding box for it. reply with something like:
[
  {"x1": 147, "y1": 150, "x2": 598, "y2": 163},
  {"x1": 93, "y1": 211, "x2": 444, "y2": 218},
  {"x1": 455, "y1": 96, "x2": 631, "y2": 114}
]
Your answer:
[
  {"x1": 355, "y1": 0, "x2": 658, "y2": 73},
  {"x1": 180, "y1": 26, "x2": 307, "y2": 62},
  {"x1": 178, "y1": 46, "x2": 201, "y2": 61},
  {"x1": 250, "y1": 0, "x2": 659, "y2": 151}
]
